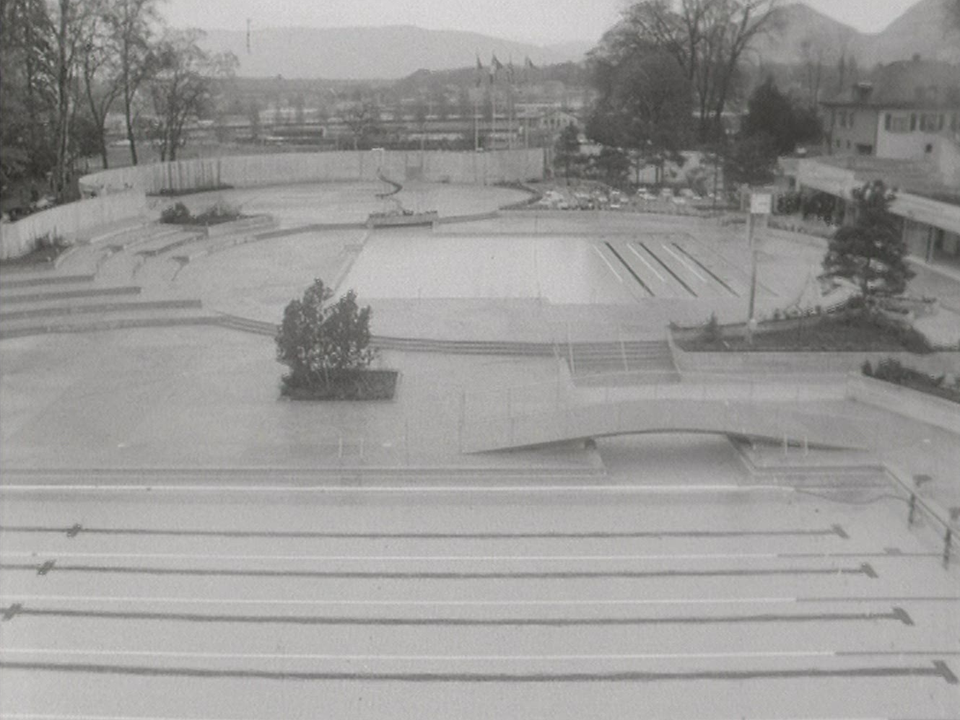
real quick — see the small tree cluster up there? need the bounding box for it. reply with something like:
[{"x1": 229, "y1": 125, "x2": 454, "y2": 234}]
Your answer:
[{"x1": 275, "y1": 279, "x2": 376, "y2": 392}]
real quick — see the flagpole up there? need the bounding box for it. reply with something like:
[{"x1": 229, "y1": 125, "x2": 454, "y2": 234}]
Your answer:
[{"x1": 492, "y1": 86, "x2": 496, "y2": 151}]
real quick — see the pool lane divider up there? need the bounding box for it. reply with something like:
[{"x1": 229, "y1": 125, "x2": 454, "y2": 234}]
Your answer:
[
  {"x1": 602, "y1": 242, "x2": 653, "y2": 296},
  {"x1": 0, "y1": 659, "x2": 955, "y2": 684},
  {"x1": 0, "y1": 561, "x2": 878, "y2": 581},
  {"x1": 670, "y1": 243, "x2": 739, "y2": 297},
  {"x1": 634, "y1": 241, "x2": 698, "y2": 297},
  {"x1": 0, "y1": 604, "x2": 913, "y2": 627},
  {"x1": 0, "y1": 524, "x2": 850, "y2": 540}
]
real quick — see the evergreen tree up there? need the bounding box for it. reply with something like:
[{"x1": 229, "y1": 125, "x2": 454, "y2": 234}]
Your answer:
[
  {"x1": 822, "y1": 181, "x2": 914, "y2": 303},
  {"x1": 276, "y1": 279, "x2": 376, "y2": 391}
]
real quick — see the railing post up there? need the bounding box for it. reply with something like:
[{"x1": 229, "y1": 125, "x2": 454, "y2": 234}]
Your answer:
[
  {"x1": 944, "y1": 529, "x2": 953, "y2": 568},
  {"x1": 908, "y1": 493, "x2": 917, "y2": 526},
  {"x1": 618, "y1": 324, "x2": 628, "y2": 372},
  {"x1": 458, "y1": 388, "x2": 466, "y2": 453}
]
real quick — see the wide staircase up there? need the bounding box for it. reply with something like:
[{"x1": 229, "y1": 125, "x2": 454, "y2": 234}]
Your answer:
[
  {"x1": 564, "y1": 339, "x2": 678, "y2": 383},
  {"x1": 0, "y1": 222, "x2": 217, "y2": 340}
]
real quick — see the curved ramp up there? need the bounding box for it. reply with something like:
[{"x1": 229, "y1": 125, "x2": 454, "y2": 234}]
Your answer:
[
  {"x1": 375, "y1": 172, "x2": 403, "y2": 199},
  {"x1": 462, "y1": 397, "x2": 870, "y2": 454}
]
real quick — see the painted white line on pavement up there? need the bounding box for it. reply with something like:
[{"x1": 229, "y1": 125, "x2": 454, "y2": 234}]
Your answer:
[
  {"x1": 0, "y1": 594, "x2": 799, "y2": 606},
  {"x1": 661, "y1": 243, "x2": 707, "y2": 282},
  {"x1": 0, "y1": 484, "x2": 791, "y2": 494},
  {"x1": 0, "y1": 647, "x2": 837, "y2": 661},
  {"x1": 626, "y1": 244, "x2": 665, "y2": 282},
  {"x1": 0, "y1": 552, "x2": 781, "y2": 562},
  {"x1": 591, "y1": 245, "x2": 623, "y2": 283}
]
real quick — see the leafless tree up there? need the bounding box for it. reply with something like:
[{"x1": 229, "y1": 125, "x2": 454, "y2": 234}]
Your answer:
[
  {"x1": 607, "y1": 0, "x2": 781, "y2": 142},
  {"x1": 102, "y1": 0, "x2": 164, "y2": 165},
  {"x1": 148, "y1": 29, "x2": 236, "y2": 161}
]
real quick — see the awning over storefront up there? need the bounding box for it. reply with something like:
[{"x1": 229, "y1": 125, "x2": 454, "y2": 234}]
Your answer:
[{"x1": 797, "y1": 159, "x2": 960, "y2": 235}]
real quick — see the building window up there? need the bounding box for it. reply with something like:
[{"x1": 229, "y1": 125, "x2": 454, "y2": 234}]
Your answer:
[
  {"x1": 855, "y1": 144, "x2": 873, "y2": 155},
  {"x1": 835, "y1": 138, "x2": 841, "y2": 148},
  {"x1": 910, "y1": 114, "x2": 917, "y2": 131},
  {"x1": 885, "y1": 113, "x2": 891, "y2": 130},
  {"x1": 849, "y1": 112, "x2": 855, "y2": 128},
  {"x1": 919, "y1": 113, "x2": 942, "y2": 132},
  {"x1": 925, "y1": 143, "x2": 933, "y2": 153},
  {"x1": 888, "y1": 115, "x2": 910, "y2": 133}
]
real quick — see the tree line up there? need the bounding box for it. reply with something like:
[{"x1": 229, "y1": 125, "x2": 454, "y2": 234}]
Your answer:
[
  {"x1": 0, "y1": 0, "x2": 237, "y2": 204},
  {"x1": 582, "y1": 0, "x2": 824, "y2": 189}
]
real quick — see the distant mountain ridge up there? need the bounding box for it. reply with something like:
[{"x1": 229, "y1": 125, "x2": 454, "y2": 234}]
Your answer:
[
  {"x1": 757, "y1": 0, "x2": 960, "y2": 66},
  {"x1": 198, "y1": 25, "x2": 592, "y2": 80},
  {"x1": 195, "y1": 1, "x2": 959, "y2": 80}
]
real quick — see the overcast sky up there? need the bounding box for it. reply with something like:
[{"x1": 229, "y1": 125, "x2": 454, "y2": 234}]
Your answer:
[{"x1": 163, "y1": 0, "x2": 926, "y2": 45}]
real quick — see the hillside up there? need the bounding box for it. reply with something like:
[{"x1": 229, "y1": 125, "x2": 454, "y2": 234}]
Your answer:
[
  {"x1": 862, "y1": 0, "x2": 960, "y2": 65},
  {"x1": 195, "y1": 1, "x2": 959, "y2": 80},
  {"x1": 199, "y1": 25, "x2": 591, "y2": 80},
  {"x1": 756, "y1": 0, "x2": 959, "y2": 66},
  {"x1": 752, "y1": 3, "x2": 864, "y2": 65}
]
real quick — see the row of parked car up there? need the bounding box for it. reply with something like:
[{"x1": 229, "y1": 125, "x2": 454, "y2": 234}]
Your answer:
[{"x1": 536, "y1": 185, "x2": 717, "y2": 212}]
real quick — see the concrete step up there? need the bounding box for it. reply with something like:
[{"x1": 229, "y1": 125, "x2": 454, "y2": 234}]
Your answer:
[
  {"x1": 102, "y1": 225, "x2": 184, "y2": 252},
  {"x1": 134, "y1": 229, "x2": 205, "y2": 257},
  {"x1": 0, "y1": 308, "x2": 220, "y2": 340},
  {"x1": 0, "y1": 273, "x2": 95, "y2": 290},
  {"x1": 0, "y1": 285, "x2": 141, "y2": 304},
  {"x1": 1, "y1": 299, "x2": 202, "y2": 322}
]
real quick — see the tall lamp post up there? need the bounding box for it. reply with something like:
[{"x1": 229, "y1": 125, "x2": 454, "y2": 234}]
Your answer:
[{"x1": 746, "y1": 190, "x2": 772, "y2": 345}]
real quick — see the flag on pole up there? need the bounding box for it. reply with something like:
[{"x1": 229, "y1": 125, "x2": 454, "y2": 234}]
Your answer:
[{"x1": 491, "y1": 53, "x2": 504, "y2": 81}]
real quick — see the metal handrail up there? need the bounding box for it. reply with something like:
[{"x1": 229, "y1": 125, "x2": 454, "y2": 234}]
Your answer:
[{"x1": 883, "y1": 465, "x2": 957, "y2": 567}]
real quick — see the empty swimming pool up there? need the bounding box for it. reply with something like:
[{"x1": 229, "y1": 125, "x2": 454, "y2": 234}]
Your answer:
[{"x1": 340, "y1": 234, "x2": 638, "y2": 304}]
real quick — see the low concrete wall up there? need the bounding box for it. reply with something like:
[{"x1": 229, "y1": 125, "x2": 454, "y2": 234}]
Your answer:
[
  {"x1": 671, "y1": 342, "x2": 959, "y2": 376},
  {"x1": 0, "y1": 190, "x2": 147, "y2": 260},
  {"x1": 80, "y1": 149, "x2": 546, "y2": 196},
  {"x1": 846, "y1": 375, "x2": 960, "y2": 435},
  {"x1": 203, "y1": 214, "x2": 278, "y2": 238}
]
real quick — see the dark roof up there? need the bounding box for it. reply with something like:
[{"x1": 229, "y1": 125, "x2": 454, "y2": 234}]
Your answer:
[{"x1": 821, "y1": 59, "x2": 960, "y2": 109}]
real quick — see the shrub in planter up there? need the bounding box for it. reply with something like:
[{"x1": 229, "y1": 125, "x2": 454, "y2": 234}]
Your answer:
[
  {"x1": 160, "y1": 202, "x2": 192, "y2": 224},
  {"x1": 161, "y1": 200, "x2": 243, "y2": 226},
  {"x1": 700, "y1": 312, "x2": 722, "y2": 345},
  {"x1": 276, "y1": 279, "x2": 392, "y2": 400}
]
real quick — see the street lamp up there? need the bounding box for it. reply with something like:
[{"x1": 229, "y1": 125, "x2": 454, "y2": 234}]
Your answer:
[{"x1": 745, "y1": 190, "x2": 772, "y2": 345}]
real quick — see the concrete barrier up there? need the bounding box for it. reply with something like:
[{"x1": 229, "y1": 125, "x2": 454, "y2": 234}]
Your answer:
[
  {"x1": 670, "y1": 342, "x2": 960, "y2": 377},
  {"x1": 846, "y1": 375, "x2": 960, "y2": 435},
  {"x1": 0, "y1": 191, "x2": 147, "y2": 260},
  {"x1": 80, "y1": 149, "x2": 546, "y2": 196},
  {"x1": 202, "y1": 214, "x2": 278, "y2": 238}
]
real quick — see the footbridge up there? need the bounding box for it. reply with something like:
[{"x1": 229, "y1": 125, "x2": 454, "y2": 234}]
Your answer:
[{"x1": 460, "y1": 374, "x2": 873, "y2": 453}]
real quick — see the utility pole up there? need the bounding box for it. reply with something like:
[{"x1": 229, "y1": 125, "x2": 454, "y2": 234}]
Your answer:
[{"x1": 746, "y1": 190, "x2": 771, "y2": 345}]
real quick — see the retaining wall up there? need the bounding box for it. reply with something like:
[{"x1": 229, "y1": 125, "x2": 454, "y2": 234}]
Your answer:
[
  {"x1": 670, "y1": 341, "x2": 960, "y2": 377},
  {"x1": 80, "y1": 149, "x2": 546, "y2": 196},
  {"x1": 846, "y1": 375, "x2": 960, "y2": 435},
  {"x1": 0, "y1": 190, "x2": 147, "y2": 260}
]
